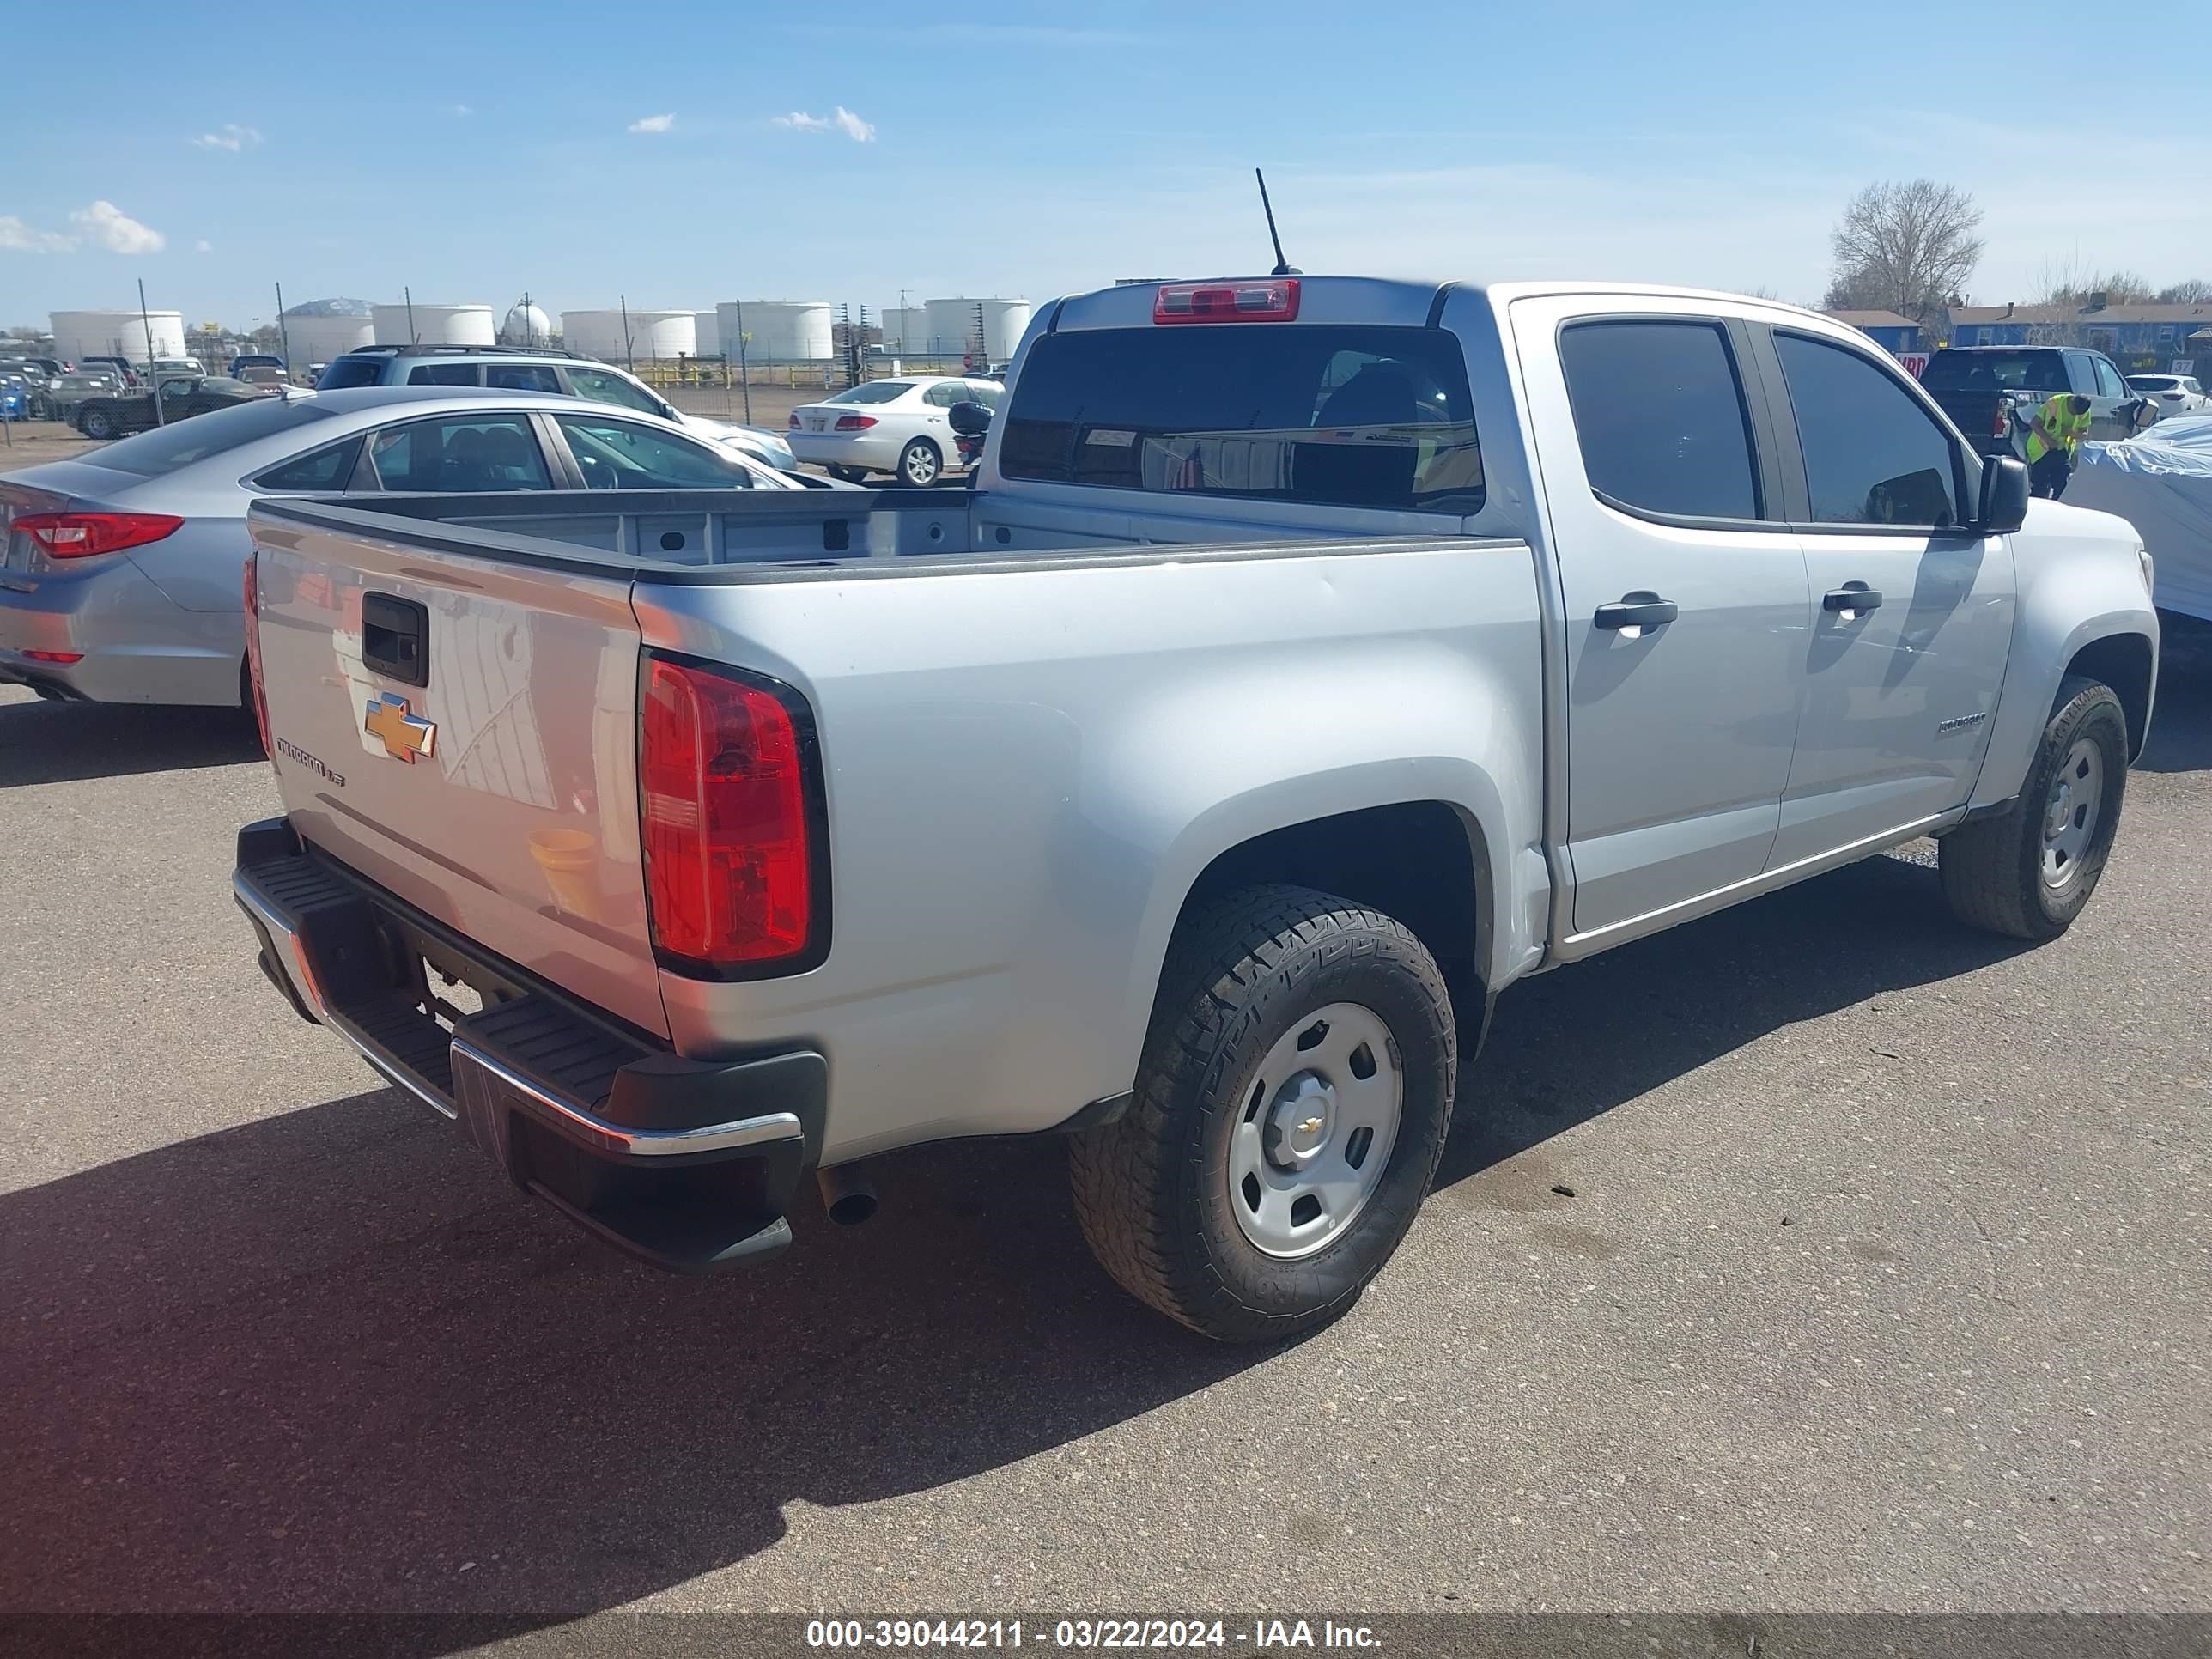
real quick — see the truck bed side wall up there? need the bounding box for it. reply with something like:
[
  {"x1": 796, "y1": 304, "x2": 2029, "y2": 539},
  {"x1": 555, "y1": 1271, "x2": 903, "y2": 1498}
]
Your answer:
[{"x1": 634, "y1": 538, "x2": 1546, "y2": 1164}]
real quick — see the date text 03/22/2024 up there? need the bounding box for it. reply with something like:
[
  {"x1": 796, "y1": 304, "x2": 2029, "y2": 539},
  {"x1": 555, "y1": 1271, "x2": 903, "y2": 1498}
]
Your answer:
[{"x1": 803, "y1": 1620, "x2": 1383, "y2": 1650}]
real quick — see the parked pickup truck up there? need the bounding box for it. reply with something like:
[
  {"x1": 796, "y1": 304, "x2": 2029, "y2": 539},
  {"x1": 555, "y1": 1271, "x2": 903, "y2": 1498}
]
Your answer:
[
  {"x1": 1919, "y1": 344, "x2": 2154, "y2": 458},
  {"x1": 233, "y1": 276, "x2": 2160, "y2": 1340}
]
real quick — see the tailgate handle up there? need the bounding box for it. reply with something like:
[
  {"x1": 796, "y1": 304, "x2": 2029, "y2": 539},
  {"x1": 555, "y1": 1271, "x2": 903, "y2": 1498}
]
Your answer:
[{"x1": 362, "y1": 592, "x2": 430, "y2": 687}]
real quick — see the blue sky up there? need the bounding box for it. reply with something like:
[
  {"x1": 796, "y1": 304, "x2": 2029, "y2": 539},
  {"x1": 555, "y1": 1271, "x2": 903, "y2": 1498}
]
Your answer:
[{"x1": 5, "y1": 0, "x2": 2205, "y2": 331}]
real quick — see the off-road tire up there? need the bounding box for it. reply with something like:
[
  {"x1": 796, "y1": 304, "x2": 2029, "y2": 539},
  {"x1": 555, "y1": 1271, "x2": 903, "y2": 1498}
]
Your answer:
[
  {"x1": 1070, "y1": 884, "x2": 1457, "y2": 1342},
  {"x1": 1939, "y1": 675, "x2": 2128, "y2": 940}
]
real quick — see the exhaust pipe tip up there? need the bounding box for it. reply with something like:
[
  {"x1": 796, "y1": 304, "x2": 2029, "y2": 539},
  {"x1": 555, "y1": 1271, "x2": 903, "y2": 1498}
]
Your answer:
[{"x1": 817, "y1": 1164, "x2": 878, "y2": 1226}]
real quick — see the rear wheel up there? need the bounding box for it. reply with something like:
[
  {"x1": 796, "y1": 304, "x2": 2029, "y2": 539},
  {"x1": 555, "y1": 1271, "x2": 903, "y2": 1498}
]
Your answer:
[
  {"x1": 1070, "y1": 884, "x2": 1457, "y2": 1342},
  {"x1": 896, "y1": 439, "x2": 942, "y2": 488},
  {"x1": 80, "y1": 405, "x2": 117, "y2": 440},
  {"x1": 1939, "y1": 675, "x2": 2128, "y2": 940}
]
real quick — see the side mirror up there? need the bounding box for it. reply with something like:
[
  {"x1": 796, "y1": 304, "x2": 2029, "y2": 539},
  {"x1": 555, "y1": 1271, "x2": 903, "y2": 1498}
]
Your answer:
[
  {"x1": 2127, "y1": 398, "x2": 2158, "y2": 434},
  {"x1": 1978, "y1": 454, "x2": 2030, "y2": 534},
  {"x1": 947, "y1": 400, "x2": 993, "y2": 438}
]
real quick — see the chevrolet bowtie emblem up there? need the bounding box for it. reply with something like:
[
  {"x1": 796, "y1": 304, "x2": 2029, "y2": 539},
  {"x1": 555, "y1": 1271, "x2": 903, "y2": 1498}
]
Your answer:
[
  {"x1": 1298, "y1": 1116, "x2": 1324, "y2": 1137},
  {"x1": 364, "y1": 692, "x2": 436, "y2": 763}
]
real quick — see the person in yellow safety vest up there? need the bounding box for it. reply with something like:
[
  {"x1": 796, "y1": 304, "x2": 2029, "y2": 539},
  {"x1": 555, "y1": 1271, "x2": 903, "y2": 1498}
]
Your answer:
[{"x1": 2025, "y1": 392, "x2": 2094, "y2": 500}]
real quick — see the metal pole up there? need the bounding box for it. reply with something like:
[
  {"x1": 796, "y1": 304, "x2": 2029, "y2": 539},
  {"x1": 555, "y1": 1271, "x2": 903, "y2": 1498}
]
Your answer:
[
  {"x1": 736, "y1": 300, "x2": 751, "y2": 424},
  {"x1": 404, "y1": 285, "x2": 417, "y2": 344},
  {"x1": 620, "y1": 295, "x2": 633, "y2": 368},
  {"x1": 139, "y1": 278, "x2": 165, "y2": 426},
  {"x1": 274, "y1": 282, "x2": 294, "y2": 380}
]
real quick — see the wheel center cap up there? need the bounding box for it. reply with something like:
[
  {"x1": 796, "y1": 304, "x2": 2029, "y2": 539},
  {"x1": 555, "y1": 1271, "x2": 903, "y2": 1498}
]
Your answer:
[{"x1": 1264, "y1": 1072, "x2": 1336, "y2": 1170}]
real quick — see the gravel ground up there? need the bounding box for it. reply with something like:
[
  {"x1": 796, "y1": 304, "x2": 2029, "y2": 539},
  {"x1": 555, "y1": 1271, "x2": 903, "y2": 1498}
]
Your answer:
[{"x1": 0, "y1": 623, "x2": 2205, "y2": 1633}]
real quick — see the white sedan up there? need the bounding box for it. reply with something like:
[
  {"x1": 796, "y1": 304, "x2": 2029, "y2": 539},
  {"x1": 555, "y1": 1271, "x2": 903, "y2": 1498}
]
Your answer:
[
  {"x1": 2126, "y1": 374, "x2": 2209, "y2": 416},
  {"x1": 786, "y1": 375, "x2": 1002, "y2": 486}
]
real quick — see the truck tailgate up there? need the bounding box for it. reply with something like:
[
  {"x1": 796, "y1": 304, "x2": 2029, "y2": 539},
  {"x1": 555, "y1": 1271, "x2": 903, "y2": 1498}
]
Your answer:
[{"x1": 250, "y1": 513, "x2": 667, "y2": 1038}]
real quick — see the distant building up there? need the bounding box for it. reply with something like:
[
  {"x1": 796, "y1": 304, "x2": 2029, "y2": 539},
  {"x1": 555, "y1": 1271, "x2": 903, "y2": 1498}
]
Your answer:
[
  {"x1": 1944, "y1": 301, "x2": 2212, "y2": 368},
  {"x1": 1823, "y1": 309, "x2": 1924, "y2": 356}
]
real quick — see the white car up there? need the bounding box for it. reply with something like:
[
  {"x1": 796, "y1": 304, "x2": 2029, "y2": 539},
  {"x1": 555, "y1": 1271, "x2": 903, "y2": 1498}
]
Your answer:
[
  {"x1": 2126, "y1": 374, "x2": 2209, "y2": 416},
  {"x1": 785, "y1": 375, "x2": 1002, "y2": 486}
]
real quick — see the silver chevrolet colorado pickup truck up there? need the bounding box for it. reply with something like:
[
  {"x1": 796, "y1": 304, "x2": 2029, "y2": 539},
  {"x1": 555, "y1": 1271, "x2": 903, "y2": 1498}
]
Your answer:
[{"x1": 233, "y1": 276, "x2": 2159, "y2": 1340}]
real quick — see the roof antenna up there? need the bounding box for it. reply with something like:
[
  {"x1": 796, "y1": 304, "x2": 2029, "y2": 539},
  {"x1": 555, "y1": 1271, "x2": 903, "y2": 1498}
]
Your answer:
[{"x1": 1255, "y1": 168, "x2": 1300, "y2": 277}]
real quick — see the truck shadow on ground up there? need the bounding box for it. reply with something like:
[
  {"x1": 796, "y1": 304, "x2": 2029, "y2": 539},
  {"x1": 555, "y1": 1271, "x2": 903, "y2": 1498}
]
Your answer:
[
  {"x1": 2135, "y1": 609, "x2": 2212, "y2": 775},
  {"x1": 0, "y1": 695, "x2": 261, "y2": 787},
  {"x1": 1, "y1": 848, "x2": 2040, "y2": 1637}
]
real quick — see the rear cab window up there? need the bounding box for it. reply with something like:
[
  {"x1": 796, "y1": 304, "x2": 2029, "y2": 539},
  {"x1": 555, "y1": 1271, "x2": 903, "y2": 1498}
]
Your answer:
[{"x1": 999, "y1": 325, "x2": 1480, "y2": 512}]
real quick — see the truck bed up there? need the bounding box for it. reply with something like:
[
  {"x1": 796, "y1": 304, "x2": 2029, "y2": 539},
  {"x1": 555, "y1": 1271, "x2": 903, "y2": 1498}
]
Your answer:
[{"x1": 245, "y1": 488, "x2": 1541, "y2": 1164}]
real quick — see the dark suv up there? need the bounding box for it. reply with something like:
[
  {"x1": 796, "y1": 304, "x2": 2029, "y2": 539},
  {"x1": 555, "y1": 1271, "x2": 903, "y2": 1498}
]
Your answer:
[{"x1": 1919, "y1": 346, "x2": 2154, "y2": 457}]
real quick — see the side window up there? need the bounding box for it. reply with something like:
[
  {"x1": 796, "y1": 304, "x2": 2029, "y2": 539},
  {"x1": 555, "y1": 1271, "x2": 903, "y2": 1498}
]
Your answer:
[
  {"x1": 486, "y1": 363, "x2": 562, "y2": 392},
  {"x1": 2065, "y1": 356, "x2": 2100, "y2": 397},
  {"x1": 565, "y1": 367, "x2": 665, "y2": 416},
  {"x1": 2093, "y1": 357, "x2": 2127, "y2": 400},
  {"x1": 366, "y1": 415, "x2": 553, "y2": 492},
  {"x1": 923, "y1": 382, "x2": 964, "y2": 407},
  {"x1": 1558, "y1": 319, "x2": 1761, "y2": 520},
  {"x1": 554, "y1": 415, "x2": 755, "y2": 490},
  {"x1": 1773, "y1": 333, "x2": 1960, "y2": 528},
  {"x1": 406, "y1": 363, "x2": 480, "y2": 386},
  {"x1": 252, "y1": 437, "x2": 363, "y2": 492},
  {"x1": 966, "y1": 382, "x2": 1001, "y2": 409}
]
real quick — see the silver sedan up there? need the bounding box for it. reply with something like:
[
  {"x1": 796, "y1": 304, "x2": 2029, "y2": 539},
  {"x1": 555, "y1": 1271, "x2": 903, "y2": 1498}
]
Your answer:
[{"x1": 0, "y1": 386, "x2": 817, "y2": 708}]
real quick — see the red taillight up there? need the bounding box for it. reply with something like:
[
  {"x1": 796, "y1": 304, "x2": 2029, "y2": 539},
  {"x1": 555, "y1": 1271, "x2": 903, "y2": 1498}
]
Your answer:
[
  {"x1": 640, "y1": 656, "x2": 821, "y2": 973},
  {"x1": 1994, "y1": 402, "x2": 2010, "y2": 438},
  {"x1": 834, "y1": 415, "x2": 878, "y2": 431},
  {"x1": 1153, "y1": 279, "x2": 1300, "y2": 325},
  {"x1": 242, "y1": 553, "x2": 271, "y2": 755},
  {"x1": 23, "y1": 650, "x2": 83, "y2": 664},
  {"x1": 14, "y1": 511, "x2": 185, "y2": 559}
]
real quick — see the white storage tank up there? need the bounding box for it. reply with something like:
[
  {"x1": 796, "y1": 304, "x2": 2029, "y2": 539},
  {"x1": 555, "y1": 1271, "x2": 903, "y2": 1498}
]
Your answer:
[
  {"x1": 500, "y1": 299, "x2": 554, "y2": 348},
  {"x1": 282, "y1": 309, "x2": 375, "y2": 368},
  {"x1": 371, "y1": 301, "x2": 495, "y2": 346},
  {"x1": 691, "y1": 310, "x2": 720, "y2": 359},
  {"x1": 561, "y1": 308, "x2": 697, "y2": 363},
  {"x1": 878, "y1": 306, "x2": 929, "y2": 354},
  {"x1": 923, "y1": 297, "x2": 1030, "y2": 363},
  {"x1": 52, "y1": 308, "x2": 186, "y2": 363},
  {"x1": 719, "y1": 301, "x2": 831, "y2": 363}
]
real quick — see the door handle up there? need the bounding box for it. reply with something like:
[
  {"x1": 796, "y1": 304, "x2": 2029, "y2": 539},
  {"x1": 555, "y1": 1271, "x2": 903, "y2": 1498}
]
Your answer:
[
  {"x1": 1593, "y1": 592, "x2": 1680, "y2": 632},
  {"x1": 1823, "y1": 581, "x2": 1883, "y2": 618}
]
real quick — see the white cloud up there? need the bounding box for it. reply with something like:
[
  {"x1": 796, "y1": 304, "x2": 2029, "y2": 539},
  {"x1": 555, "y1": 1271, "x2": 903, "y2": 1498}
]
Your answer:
[
  {"x1": 192, "y1": 123, "x2": 262, "y2": 152},
  {"x1": 775, "y1": 106, "x2": 875, "y2": 143},
  {"x1": 453, "y1": 103, "x2": 473, "y2": 117},
  {"x1": 195, "y1": 239, "x2": 213, "y2": 253},
  {"x1": 69, "y1": 200, "x2": 166, "y2": 255},
  {"x1": 0, "y1": 215, "x2": 75, "y2": 253},
  {"x1": 627, "y1": 112, "x2": 676, "y2": 134}
]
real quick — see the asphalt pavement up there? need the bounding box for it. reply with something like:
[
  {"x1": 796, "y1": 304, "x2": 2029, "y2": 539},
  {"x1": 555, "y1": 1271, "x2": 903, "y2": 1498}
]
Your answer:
[{"x1": 0, "y1": 625, "x2": 2206, "y2": 1633}]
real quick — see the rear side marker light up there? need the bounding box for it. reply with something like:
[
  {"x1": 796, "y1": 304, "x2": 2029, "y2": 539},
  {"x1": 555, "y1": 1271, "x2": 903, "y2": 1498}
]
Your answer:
[
  {"x1": 640, "y1": 655, "x2": 826, "y2": 975},
  {"x1": 1153, "y1": 279, "x2": 1300, "y2": 325},
  {"x1": 23, "y1": 650, "x2": 82, "y2": 664}
]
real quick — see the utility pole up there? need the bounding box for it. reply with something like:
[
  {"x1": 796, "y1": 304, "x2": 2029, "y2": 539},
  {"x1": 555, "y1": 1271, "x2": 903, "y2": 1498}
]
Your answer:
[
  {"x1": 274, "y1": 281, "x2": 294, "y2": 379},
  {"x1": 620, "y1": 295, "x2": 633, "y2": 368},
  {"x1": 735, "y1": 298, "x2": 751, "y2": 424},
  {"x1": 139, "y1": 278, "x2": 165, "y2": 426},
  {"x1": 404, "y1": 284, "x2": 418, "y2": 344}
]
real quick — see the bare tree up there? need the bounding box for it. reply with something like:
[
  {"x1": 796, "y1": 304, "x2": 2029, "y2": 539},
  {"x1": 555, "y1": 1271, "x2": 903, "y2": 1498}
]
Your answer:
[
  {"x1": 2034, "y1": 258, "x2": 2155, "y2": 307},
  {"x1": 2155, "y1": 278, "x2": 2212, "y2": 304},
  {"x1": 1825, "y1": 179, "x2": 1983, "y2": 325}
]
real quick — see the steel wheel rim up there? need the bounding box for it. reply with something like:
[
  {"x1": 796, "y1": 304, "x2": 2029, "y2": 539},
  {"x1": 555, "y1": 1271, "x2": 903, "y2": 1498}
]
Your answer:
[
  {"x1": 1227, "y1": 1001, "x2": 1403, "y2": 1260},
  {"x1": 2041, "y1": 737, "x2": 2104, "y2": 889},
  {"x1": 904, "y1": 444, "x2": 938, "y2": 485}
]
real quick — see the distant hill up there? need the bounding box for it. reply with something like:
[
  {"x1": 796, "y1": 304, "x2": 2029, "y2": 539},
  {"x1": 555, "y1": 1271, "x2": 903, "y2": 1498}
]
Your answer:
[{"x1": 280, "y1": 297, "x2": 372, "y2": 318}]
